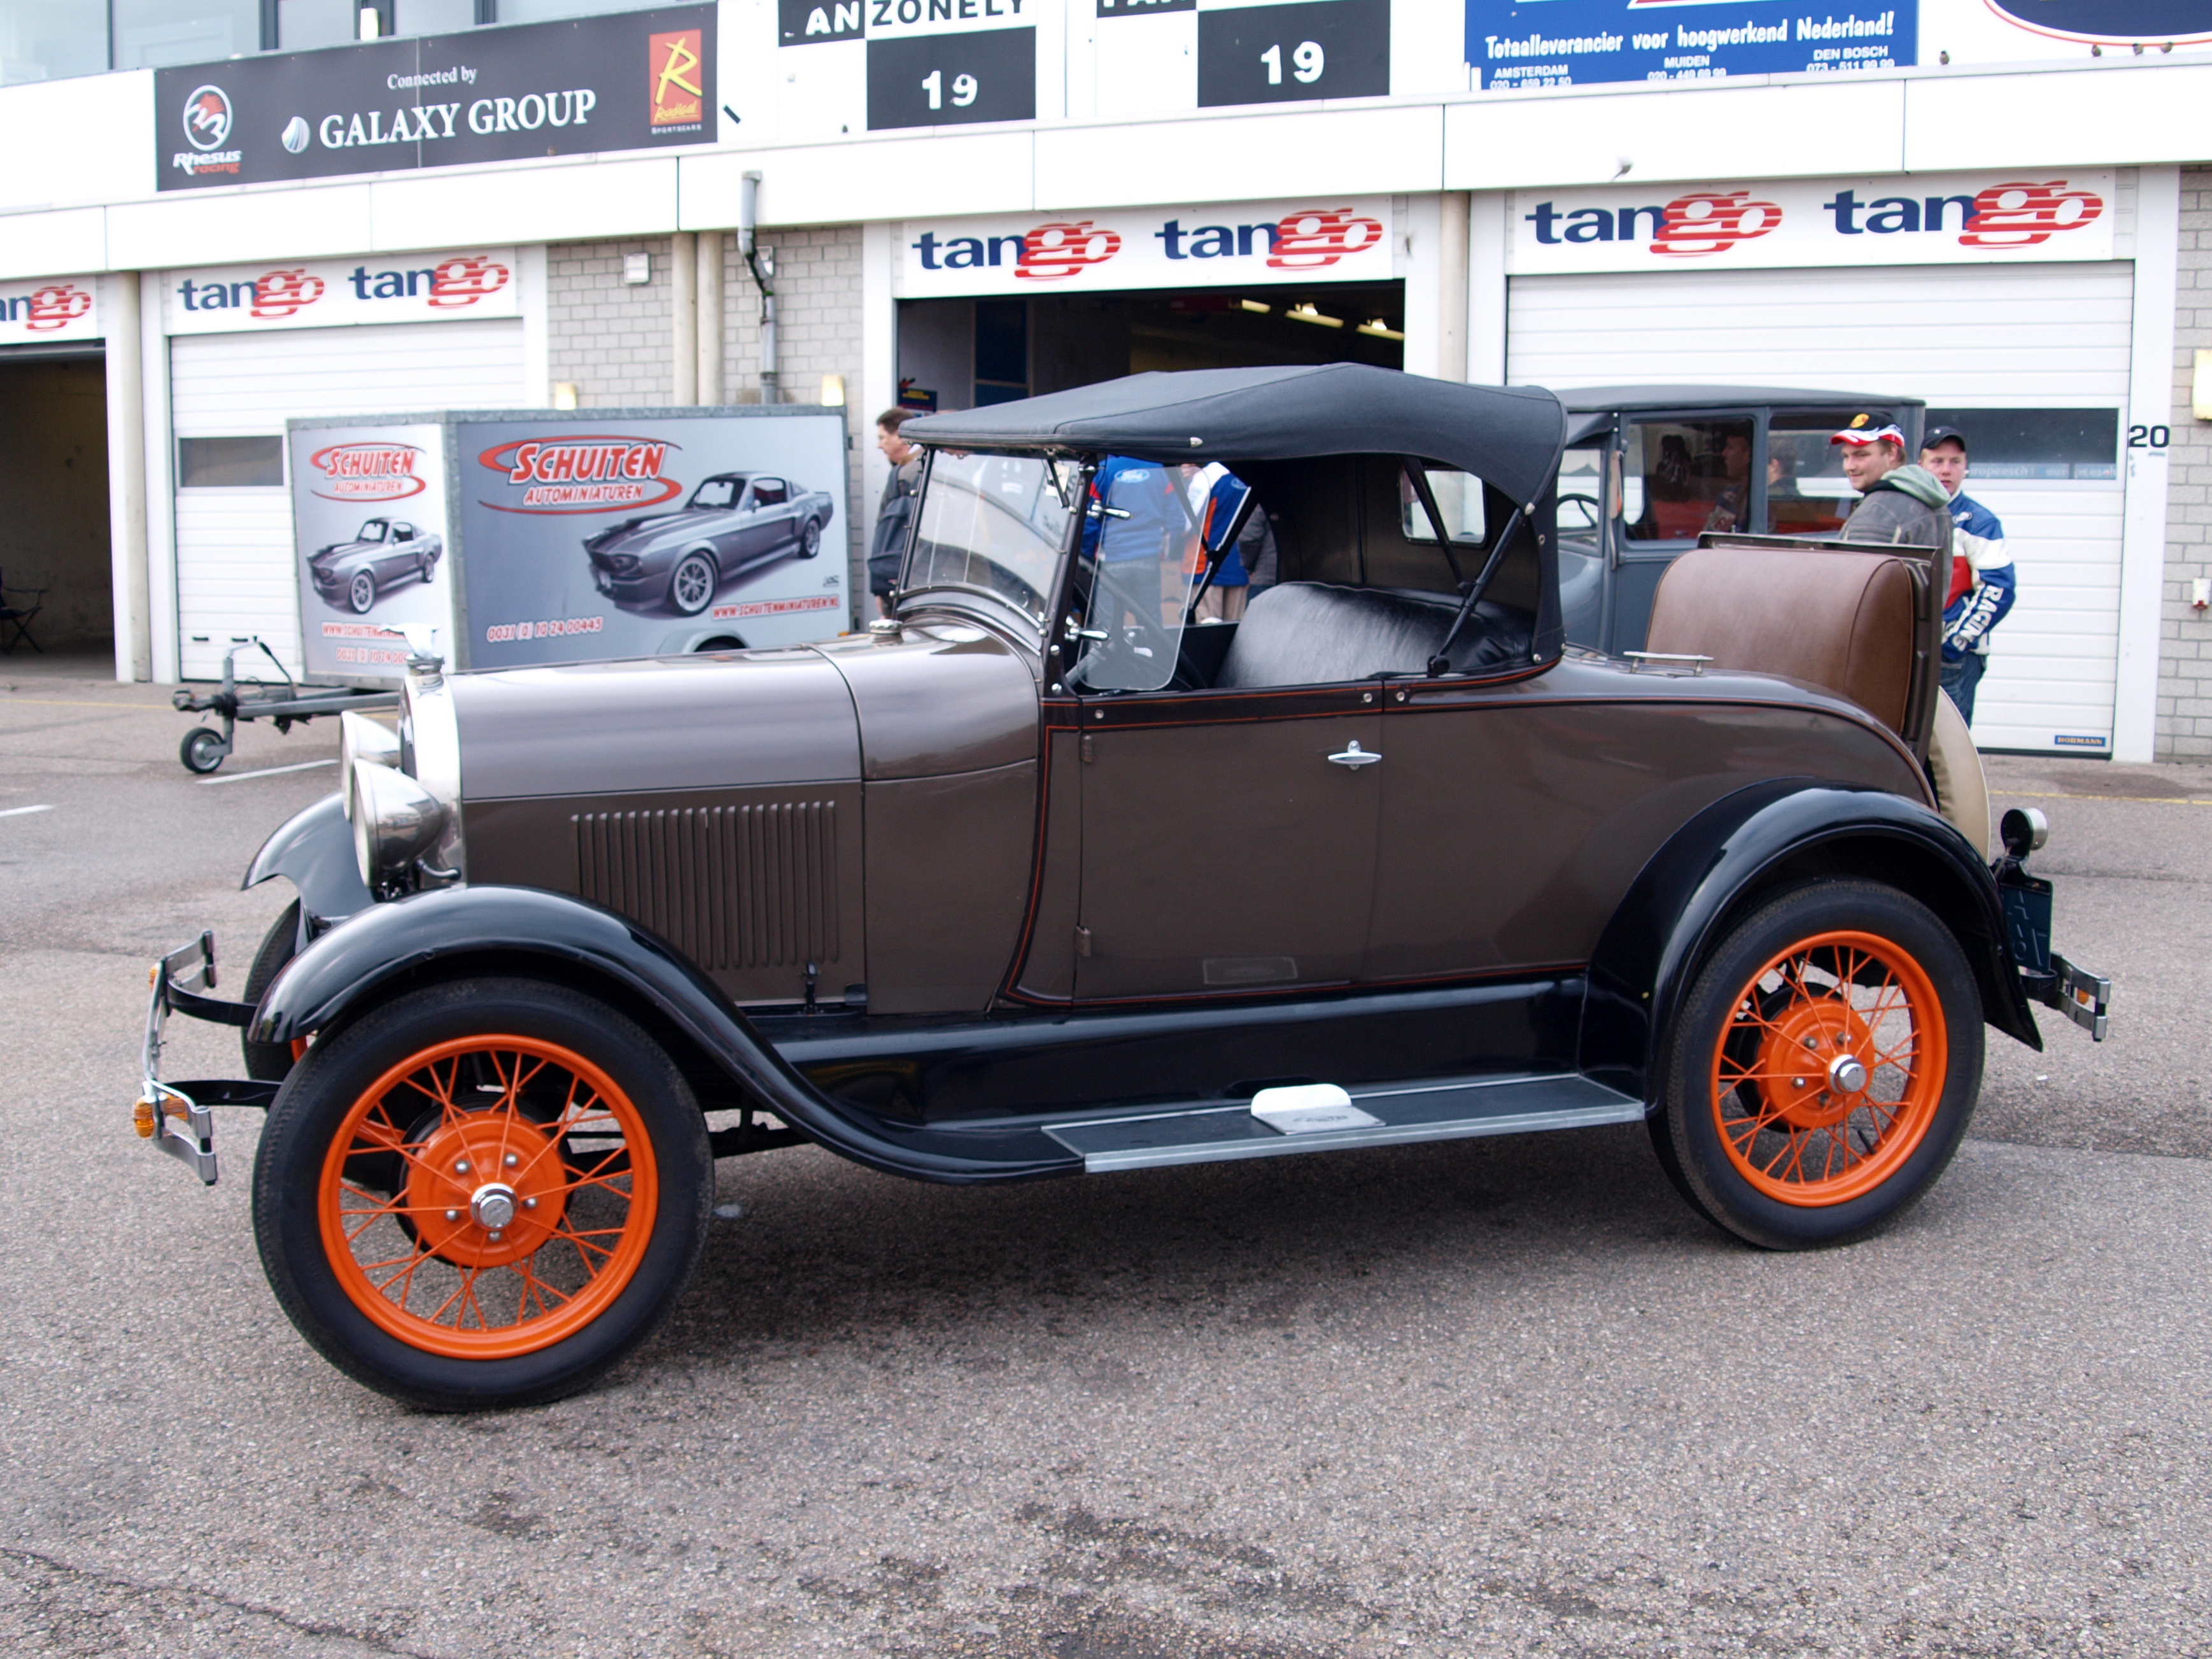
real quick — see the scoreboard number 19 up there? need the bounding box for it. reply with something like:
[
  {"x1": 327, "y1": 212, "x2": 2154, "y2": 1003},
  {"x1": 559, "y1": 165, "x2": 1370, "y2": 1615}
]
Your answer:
[
  {"x1": 1198, "y1": 0, "x2": 1387, "y2": 107},
  {"x1": 867, "y1": 27, "x2": 1036, "y2": 127}
]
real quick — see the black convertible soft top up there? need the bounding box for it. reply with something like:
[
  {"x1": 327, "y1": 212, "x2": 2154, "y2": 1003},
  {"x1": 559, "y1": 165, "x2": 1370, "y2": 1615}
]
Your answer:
[{"x1": 903, "y1": 365, "x2": 1570, "y2": 509}]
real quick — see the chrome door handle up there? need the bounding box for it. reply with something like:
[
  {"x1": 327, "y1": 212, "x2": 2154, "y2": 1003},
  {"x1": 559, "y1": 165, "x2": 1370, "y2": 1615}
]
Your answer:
[{"x1": 1327, "y1": 740, "x2": 1381, "y2": 769}]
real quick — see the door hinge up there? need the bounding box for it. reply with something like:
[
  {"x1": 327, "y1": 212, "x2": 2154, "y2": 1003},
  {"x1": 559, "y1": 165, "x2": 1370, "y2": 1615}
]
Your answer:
[
  {"x1": 1080, "y1": 732, "x2": 1095, "y2": 763},
  {"x1": 1074, "y1": 925, "x2": 1093, "y2": 957}
]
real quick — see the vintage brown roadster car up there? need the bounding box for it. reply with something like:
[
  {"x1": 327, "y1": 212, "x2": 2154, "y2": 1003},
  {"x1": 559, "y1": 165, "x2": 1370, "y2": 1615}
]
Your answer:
[{"x1": 136, "y1": 366, "x2": 2108, "y2": 1410}]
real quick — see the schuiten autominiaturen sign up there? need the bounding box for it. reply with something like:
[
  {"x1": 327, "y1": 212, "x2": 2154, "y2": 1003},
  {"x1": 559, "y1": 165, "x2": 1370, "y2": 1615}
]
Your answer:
[{"x1": 155, "y1": 4, "x2": 714, "y2": 192}]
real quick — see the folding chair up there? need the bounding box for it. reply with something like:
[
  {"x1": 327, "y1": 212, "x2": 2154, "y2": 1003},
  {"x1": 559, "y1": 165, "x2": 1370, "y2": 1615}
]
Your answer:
[{"x1": 0, "y1": 567, "x2": 45, "y2": 655}]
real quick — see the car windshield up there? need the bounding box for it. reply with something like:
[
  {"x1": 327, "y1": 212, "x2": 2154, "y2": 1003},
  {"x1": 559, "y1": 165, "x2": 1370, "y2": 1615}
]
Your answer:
[
  {"x1": 905, "y1": 451, "x2": 1078, "y2": 618},
  {"x1": 691, "y1": 477, "x2": 741, "y2": 510},
  {"x1": 356, "y1": 519, "x2": 388, "y2": 541},
  {"x1": 1066, "y1": 456, "x2": 1203, "y2": 693}
]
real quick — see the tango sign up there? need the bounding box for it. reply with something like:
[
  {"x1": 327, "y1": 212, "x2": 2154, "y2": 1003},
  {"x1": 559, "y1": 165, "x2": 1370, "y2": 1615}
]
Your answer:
[
  {"x1": 895, "y1": 197, "x2": 1397, "y2": 297},
  {"x1": 1511, "y1": 170, "x2": 2113, "y2": 273}
]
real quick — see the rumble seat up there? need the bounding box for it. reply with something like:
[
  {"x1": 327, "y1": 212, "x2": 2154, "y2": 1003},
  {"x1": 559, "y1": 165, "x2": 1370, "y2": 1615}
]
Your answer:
[
  {"x1": 1213, "y1": 582, "x2": 1532, "y2": 689},
  {"x1": 1644, "y1": 545, "x2": 1918, "y2": 735}
]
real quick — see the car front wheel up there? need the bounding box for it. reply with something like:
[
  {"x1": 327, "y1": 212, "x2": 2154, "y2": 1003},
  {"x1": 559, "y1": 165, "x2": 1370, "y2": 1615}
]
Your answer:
[
  {"x1": 1654, "y1": 879, "x2": 1983, "y2": 1250},
  {"x1": 668, "y1": 551, "x2": 717, "y2": 615},
  {"x1": 348, "y1": 572, "x2": 376, "y2": 614},
  {"x1": 251, "y1": 978, "x2": 712, "y2": 1409}
]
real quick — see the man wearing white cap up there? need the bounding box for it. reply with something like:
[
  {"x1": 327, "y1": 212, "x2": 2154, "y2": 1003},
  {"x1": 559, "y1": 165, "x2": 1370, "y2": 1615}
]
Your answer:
[{"x1": 1833, "y1": 413, "x2": 1953, "y2": 551}]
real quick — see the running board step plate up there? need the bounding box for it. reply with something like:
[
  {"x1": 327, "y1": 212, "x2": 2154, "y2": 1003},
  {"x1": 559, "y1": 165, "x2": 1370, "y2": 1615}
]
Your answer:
[{"x1": 1043, "y1": 1073, "x2": 1643, "y2": 1174}]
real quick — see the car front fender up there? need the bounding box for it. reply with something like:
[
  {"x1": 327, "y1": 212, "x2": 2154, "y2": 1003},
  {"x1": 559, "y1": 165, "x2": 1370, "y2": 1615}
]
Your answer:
[
  {"x1": 242, "y1": 792, "x2": 374, "y2": 925},
  {"x1": 251, "y1": 883, "x2": 1079, "y2": 1184},
  {"x1": 1581, "y1": 779, "x2": 2041, "y2": 1103}
]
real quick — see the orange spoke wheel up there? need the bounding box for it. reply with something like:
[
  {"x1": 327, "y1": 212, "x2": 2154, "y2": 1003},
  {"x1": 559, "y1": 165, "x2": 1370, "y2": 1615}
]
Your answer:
[
  {"x1": 1710, "y1": 930, "x2": 1945, "y2": 1207},
  {"x1": 319, "y1": 1034, "x2": 660, "y2": 1359},
  {"x1": 1659, "y1": 880, "x2": 1982, "y2": 1251}
]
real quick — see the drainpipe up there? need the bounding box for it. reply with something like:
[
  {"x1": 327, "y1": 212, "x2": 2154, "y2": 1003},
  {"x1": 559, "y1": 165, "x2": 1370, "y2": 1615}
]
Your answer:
[
  {"x1": 696, "y1": 230, "x2": 723, "y2": 405},
  {"x1": 738, "y1": 171, "x2": 778, "y2": 402},
  {"x1": 671, "y1": 230, "x2": 698, "y2": 406}
]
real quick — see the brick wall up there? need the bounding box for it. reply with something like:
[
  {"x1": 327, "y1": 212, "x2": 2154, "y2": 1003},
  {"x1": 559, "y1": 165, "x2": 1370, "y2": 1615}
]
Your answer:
[
  {"x1": 2164, "y1": 169, "x2": 2212, "y2": 759},
  {"x1": 546, "y1": 236, "x2": 676, "y2": 408},
  {"x1": 546, "y1": 227, "x2": 867, "y2": 616},
  {"x1": 719, "y1": 226, "x2": 868, "y2": 593}
]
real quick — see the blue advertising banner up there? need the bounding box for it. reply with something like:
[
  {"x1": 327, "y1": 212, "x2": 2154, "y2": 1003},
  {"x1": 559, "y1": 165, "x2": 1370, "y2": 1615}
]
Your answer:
[{"x1": 1465, "y1": 1, "x2": 1915, "y2": 89}]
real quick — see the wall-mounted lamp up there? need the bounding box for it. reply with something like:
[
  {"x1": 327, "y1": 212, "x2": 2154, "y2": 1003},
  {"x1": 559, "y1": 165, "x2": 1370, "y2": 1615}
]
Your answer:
[
  {"x1": 818, "y1": 374, "x2": 846, "y2": 407},
  {"x1": 551, "y1": 383, "x2": 579, "y2": 410},
  {"x1": 2194, "y1": 577, "x2": 2210, "y2": 613},
  {"x1": 622, "y1": 252, "x2": 652, "y2": 286},
  {"x1": 2194, "y1": 350, "x2": 2212, "y2": 421},
  {"x1": 358, "y1": 6, "x2": 381, "y2": 38}
]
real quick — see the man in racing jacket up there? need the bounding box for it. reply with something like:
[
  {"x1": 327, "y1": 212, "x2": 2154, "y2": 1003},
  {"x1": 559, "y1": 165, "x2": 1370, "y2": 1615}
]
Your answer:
[{"x1": 1919, "y1": 425, "x2": 2017, "y2": 725}]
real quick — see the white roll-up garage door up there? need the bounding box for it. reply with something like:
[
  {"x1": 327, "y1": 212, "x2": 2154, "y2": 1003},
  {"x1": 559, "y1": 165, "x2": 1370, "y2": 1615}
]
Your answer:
[
  {"x1": 1507, "y1": 261, "x2": 2134, "y2": 754},
  {"x1": 170, "y1": 319, "x2": 525, "y2": 681}
]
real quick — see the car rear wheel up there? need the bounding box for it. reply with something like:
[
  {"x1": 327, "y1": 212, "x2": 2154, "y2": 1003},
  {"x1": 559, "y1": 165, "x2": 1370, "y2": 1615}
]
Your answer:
[
  {"x1": 1655, "y1": 879, "x2": 1982, "y2": 1250},
  {"x1": 251, "y1": 978, "x2": 712, "y2": 1409},
  {"x1": 418, "y1": 553, "x2": 435, "y2": 584},
  {"x1": 669, "y1": 551, "x2": 717, "y2": 615},
  {"x1": 798, "y1": 518, "x2": 822, "y2": 558},
  {"x1": 348, "y1": 572, "x2": 376, "y2": 614}
]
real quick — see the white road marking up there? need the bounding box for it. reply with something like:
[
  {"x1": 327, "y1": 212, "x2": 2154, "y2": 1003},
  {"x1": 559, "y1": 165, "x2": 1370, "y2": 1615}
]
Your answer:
[
  {"x1": 197, "y1": 758, "x2": 338, "y2": 787},
  {"x1": 0, "y1": 803, "x2": 54, "y2": 817}
]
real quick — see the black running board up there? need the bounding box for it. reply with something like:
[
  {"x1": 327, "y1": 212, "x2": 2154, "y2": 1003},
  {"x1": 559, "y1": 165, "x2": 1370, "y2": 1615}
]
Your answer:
[{"x1": 1039, "y1": 1073, "x2": 1644, "y2": 1174}]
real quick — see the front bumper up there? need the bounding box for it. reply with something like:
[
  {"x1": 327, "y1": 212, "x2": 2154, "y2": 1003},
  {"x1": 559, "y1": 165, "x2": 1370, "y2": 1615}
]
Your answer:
[{"x1": 135, "y1": 933, "x2": 277, "y2": 1185}]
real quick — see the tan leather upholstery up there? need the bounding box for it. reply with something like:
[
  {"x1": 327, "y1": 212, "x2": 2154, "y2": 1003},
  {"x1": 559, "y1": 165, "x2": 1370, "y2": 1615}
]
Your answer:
[
  {"x1": 1645, "y1": 546, "x2": 1918, "y2": 735},
  {"x1": 1925, "y1": 691, "x2": 1990, "y2": 858}
]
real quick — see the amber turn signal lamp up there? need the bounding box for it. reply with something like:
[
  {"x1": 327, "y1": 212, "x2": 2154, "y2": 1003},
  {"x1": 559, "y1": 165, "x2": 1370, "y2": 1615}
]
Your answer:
[{"x1": 133, "y1": 1098, "x2": 157, "y2": 1138}]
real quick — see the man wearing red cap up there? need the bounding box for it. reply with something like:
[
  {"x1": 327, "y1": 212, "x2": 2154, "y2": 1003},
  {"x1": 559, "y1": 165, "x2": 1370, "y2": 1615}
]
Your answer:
[{"x1": 1833, "y1": 414, "x2": 1953, "y2": 551}]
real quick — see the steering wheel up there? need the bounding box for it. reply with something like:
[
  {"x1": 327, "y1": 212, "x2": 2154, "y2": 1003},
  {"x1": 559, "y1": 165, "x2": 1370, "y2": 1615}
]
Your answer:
[{"x1": 1557, "y1": 491, "x2": 1602, "y2": 533}]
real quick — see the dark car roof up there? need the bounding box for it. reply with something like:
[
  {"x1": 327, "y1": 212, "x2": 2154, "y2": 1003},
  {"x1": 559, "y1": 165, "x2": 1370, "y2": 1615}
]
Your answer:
[
  {"x1": 1556, "y1": 385, "x2": 1926, "y2": 412},
  {"x1": 904, "y1": 365, "x2": 1570, "y2": 509}
]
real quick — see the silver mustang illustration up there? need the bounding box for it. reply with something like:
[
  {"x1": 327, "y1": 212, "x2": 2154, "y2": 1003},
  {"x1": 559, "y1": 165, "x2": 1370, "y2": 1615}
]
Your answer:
[
  {"x1": 307, "y1": 518, "x2": 442, "y2": 615},
  {"x1": 584, "y1": 472, "x2": 833, "y2": 616}
]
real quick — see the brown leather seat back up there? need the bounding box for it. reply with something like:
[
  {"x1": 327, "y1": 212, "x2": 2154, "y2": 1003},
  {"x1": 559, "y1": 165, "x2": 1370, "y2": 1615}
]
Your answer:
[{"x1": 1645, "y1": 546, "x2": 1919, "y2": 735}]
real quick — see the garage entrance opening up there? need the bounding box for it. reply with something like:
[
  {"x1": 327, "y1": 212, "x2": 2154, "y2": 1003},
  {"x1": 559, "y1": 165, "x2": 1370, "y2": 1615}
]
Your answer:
[
  {"x1": 0, "y1": 349, "x2": 110, "y2": 659},
  {"x1": 896, "y1": 282, "x2": 1404, "y2": 414}
]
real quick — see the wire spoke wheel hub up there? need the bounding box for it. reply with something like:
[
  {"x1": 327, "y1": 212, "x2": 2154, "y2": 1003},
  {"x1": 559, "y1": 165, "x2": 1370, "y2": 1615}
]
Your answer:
[
  {"x1": 1711, "y1": 929, "x2": 1947, "y2": 1207},
  {"x1": 317, "y1": 1034, "x2": 659, "y2": 1359}
]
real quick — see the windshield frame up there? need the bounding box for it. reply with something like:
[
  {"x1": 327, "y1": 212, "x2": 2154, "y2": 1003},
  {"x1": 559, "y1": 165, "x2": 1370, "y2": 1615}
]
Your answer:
[{"x1": 894, "y1": 445, "x2": 1086, "y2": 646}]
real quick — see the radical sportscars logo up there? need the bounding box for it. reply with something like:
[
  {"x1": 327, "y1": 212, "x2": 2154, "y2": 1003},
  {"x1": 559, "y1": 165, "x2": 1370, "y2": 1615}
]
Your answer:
[
  {"x1": 309, "y1": 442, "x2": 430, "y2": 502},
  {"x1": 649, "y1": 29, "x2": 706, "y2": 130},
  {"x1": 1983, "y1": 1, "x2": 2212, "y2": 45},
  {"x1": 476, "y1": 434, "x2": 685, "y2": 514}
]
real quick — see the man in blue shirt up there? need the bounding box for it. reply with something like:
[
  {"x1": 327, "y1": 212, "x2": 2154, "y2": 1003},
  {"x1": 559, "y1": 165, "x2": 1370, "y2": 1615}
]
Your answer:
[{"x1": 1920, "y1": 425, "x2": 2017, "y2": 726}]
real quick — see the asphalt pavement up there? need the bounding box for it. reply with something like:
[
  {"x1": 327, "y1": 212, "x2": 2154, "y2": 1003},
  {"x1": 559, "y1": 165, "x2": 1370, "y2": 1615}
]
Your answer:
[{"x1": 4, "y1": 653, "x2": 2209, "y2": 1658}]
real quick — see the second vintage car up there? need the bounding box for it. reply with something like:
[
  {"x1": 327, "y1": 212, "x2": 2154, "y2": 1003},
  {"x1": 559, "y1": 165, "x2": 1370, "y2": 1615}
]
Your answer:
[
  {"x1": 585, "y1": 470, "x2": 834, "y2": 616},
  {"x1": 307, "y1": 517, "x2": 444, "y2": 615},
  {"x1": 136, "y1": 365, "x2": 2106, "y2": 1412}
]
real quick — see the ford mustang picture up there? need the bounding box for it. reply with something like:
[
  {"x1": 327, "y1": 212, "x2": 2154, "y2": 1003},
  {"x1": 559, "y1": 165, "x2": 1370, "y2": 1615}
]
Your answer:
[
  {"x1": 307, "y1": 518, "x2": 442, "y2": 615},
  {"x1": 585, "y1": 472, "x2": 833, "y2": 616}
]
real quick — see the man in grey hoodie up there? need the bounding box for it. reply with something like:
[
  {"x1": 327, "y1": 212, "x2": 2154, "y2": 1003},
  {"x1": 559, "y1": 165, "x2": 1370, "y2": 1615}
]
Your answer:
[{"x1": 1833, "y1": 414, "x2": 1953, "y2": 551}]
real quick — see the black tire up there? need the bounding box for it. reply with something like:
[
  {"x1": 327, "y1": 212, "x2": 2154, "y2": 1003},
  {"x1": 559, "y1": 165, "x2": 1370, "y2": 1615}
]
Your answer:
[
  {"x1": 668, "y1": 551, "x2": 717, "y2": 616},
  {"x1": 179, "y1": 726, "x2": 225, "y2": 774},
  {"x1": 241, "y1": 900, "x2": 304, "y2": 1081},
  {"x1": 251, "y1": 978, "x2": 712, "y2": 1410},
  {"x1": 798, "y1": 518, "x2": 822, "y2": 558},
  {"x1": 1654, "y1": 879, "x2": 1983, "y2": 1250},
  {"x1": 348, "y1": 571, "x2": 376, "y2": 614},
  {"x1": 419, "y1": 553, "x2": 435, "y2": 584},
  {"x1": 692, "y1": 635, "x2": 745, "y2": 653}
]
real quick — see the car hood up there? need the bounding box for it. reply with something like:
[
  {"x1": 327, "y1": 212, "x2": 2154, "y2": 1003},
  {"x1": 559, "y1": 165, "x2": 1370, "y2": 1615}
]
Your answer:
[
  {"x1": 589, "y1": 507, "x2": 731, "y2": 553},
  {"x1": 453, "y1": 648, "x2": 862, "y2": 801},
  {"x1": 311, "y1": 542, "x2": 375, "y2": 567}
]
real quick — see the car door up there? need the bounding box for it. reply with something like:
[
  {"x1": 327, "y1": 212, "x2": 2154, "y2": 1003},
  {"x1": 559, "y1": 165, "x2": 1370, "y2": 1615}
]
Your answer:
[
  {"x1": 745, "y1": 477, "x2": 794, "y2": 561},
  {"x1": 381, "y1": 522, "x2": 416, "y2": 584},
  {"x1": 1066, "y1": 462, "x2": 1381, "y2": 1001}
]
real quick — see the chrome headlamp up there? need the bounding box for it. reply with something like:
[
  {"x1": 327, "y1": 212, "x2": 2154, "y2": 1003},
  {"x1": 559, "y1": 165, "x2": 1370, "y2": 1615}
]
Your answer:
[
  {"x1": 342, "y1": 632, "x2": 465, "y2": 889},
  {"x1": 339, "y1": 709, "x2": 400, "y2": 777}
]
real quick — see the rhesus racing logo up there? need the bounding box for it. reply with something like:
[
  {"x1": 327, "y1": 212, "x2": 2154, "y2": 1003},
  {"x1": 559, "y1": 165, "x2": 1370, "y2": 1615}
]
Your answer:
[
  {"x1": 183, "y1": 85, "x2": 232, "y2": 150},
  {"x1": 477, "y1": 435, "x2": 685, "y2": 513}
]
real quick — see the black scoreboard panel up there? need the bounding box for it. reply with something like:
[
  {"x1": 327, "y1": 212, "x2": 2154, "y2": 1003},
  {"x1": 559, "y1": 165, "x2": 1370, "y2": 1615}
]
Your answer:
[
  {"x1": 1196, "y1": 0, "x2": 1388, "y2": 107},
  {"x1": 868, "y1": 26, "x2": 1039, "y2": 127},
  {"x1": 773, "y1": 0, "x2": 1393, "y2": 135}
]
